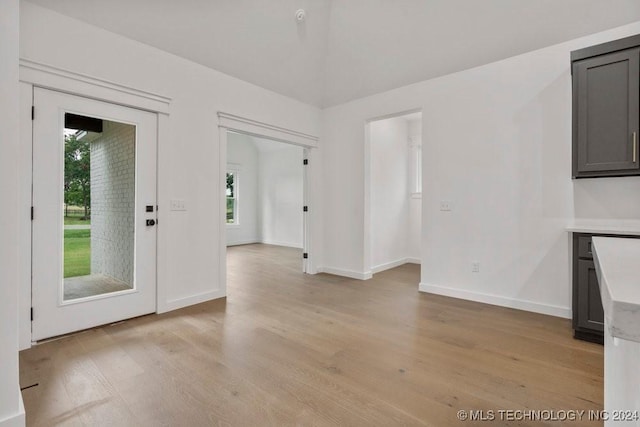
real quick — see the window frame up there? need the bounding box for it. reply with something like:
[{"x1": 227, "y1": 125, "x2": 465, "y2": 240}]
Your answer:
[{"x1": 410, "y1": 136, "x2": 422, "y2": 198}]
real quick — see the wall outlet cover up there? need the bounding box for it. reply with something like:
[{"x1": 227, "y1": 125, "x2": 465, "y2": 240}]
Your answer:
[{"x1": 472, "y1": 261, "x2": 480, "y2": 273}]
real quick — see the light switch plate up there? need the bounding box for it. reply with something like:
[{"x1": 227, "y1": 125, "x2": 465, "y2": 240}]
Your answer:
[
  {"x1": 440, "y1": 200, "x2": 453, "y2": 211},
  {"x1": 170, "y1": 199, "x2": 186, "y2": 211}
]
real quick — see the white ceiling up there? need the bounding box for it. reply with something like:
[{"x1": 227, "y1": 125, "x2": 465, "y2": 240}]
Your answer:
[{"x1": 25, "y1": 0, "x2": 640, "y2": 107}]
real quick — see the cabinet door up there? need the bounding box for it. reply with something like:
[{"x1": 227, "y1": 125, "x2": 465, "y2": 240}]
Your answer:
[
  {"x1": 576, "y1": 259, "x2": 604, "y2": 332},
  {"x1": 574, "y1": 48, "x2": 640, "y2": 175}
]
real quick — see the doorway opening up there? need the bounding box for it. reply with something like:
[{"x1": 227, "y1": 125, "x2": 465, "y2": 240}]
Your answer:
[
  {"x1": 365, "y1": 110, "x2": 422, "y2": 276},
  {"x1": 218, "y1": 113, "x2": 318, "y2": 298},
  {"x1": 225, "y1": 131, "x2": 307, "y2": 276}
]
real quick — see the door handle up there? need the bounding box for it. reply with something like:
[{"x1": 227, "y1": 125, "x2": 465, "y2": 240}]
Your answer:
[
  {"x1": 634, "y1": 132, "x2": 638, "y2": 163},
  {"x1": 146, "y1": 219, "x2": 156, "y2": 226}
]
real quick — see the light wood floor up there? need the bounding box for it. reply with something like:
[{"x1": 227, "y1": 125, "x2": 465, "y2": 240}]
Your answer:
[{"x1": 20, "y1": 244, "x2": 603, "y2": 426}]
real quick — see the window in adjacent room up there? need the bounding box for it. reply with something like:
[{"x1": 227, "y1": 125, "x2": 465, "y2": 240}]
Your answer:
[{"x1": 226, "y1": 171, "x2": 238, "y2": 224}]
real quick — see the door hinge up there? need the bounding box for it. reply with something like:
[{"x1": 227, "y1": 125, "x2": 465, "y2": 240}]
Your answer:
[
  {"x1": 303, "y1": 253, "x2": 308, "y2": 259},
  {"x1": 303, "y1": 206, "x2": 308, "y2": 212},
  {"x1": 303, "y1": 159, "x2": 308, "y2": 165},
  {"x1": 30, "y1": 307, "x2": 34, "y2": 321},
  {"x1": 31, "y1": 207, "x2": 34, "y2": 220},
  {"x1": 31, "y1": 106, "x2": 35, "y2": 121}
]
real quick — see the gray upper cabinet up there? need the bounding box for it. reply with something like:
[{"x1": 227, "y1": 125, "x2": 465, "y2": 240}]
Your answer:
[{"x1": 572, "y1": 36, "x2": 640, "y2": 178}]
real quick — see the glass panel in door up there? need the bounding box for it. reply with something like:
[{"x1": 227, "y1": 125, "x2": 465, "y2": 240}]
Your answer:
[{"x1": 63, "y1": 115, "x2": 136, "y2": 301}]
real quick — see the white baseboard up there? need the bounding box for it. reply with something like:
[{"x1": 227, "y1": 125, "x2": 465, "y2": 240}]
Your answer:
[
  {"x1": 317, "y1": 266, "x2": 372, "y2": 280},
  {"x1": 260, "y1": 239, "x2": 303, "y2": 249},
  {"x1": 419, "y1": 283, "x2": 571, "y2": 319},
  {"x1": 226, "y1": 238, "x2": 260, "y2": 247},
  {"x1": 0, "y1": 391, "x2": 25, "y2": 427},
  {"x1": 227, "y1": 239, "x2": 303, "y2": 249},
  {"x1": 371, "y1": 257, "x2": 421, "y2": 274},
  {"x1": 159, "y1": 289, "x2": 226, "y2": 314}
]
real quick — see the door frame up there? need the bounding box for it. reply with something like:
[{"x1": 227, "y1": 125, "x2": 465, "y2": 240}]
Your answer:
[
  {"x1": 363, "y1": 108, "x2": 422, "y2": 278},
  {"x1": 18, "y1": 59, "x2": 171, "y2": 349},
  {"x1": 217, "y1": 113, "x2": 319, "y2": 292}
]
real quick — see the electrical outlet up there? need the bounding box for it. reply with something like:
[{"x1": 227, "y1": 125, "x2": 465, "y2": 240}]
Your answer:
[
  {"x1": 472, "y1": 262, "x2": 480, "y2": 273},
  {"x1": 170, "y1": 199, "x2": 186, "y2": 211},
  {"x1": 440, "y1": 200, "x2": 453, "y2": 211}
]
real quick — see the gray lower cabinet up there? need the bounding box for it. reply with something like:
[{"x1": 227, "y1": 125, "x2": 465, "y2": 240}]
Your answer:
[
  {"x1": 573, "y1": 233, "x2": 604, "y2": 343},
  {"x1": 576, "y1": 259, "x2": 604, "y2": 333},
  {"x1": 572, "y1": 233, "x2": 638, "y2": 343},
  {"x1": 572, "y1": 35, "x2": 640, "y2": 178}
]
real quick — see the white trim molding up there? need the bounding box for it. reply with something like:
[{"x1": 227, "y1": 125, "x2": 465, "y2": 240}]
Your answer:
[
  {"x1": 19, "y1": 58, "x2": 171, "y2": 114},
  {"x1": 218, "y1": 112, "x2": 319, "y2": 148},
  {"x1": 226, "y1": 239, "x2": 260, "y2": 247},
  {"x1": 365, "y1": 107, "x2": 422, "y2": 124},
  {"x1": 419, "y1": 282, "x2": 571, "y2": 319},
  {"x1": 0, "y1": 393, "x2": 25, "y2": 427},
  {"x1": 371, "y1": 258, "x2": 420, "y2": 274},
  {"x1": 317, "y1": 267, "x2": 372, "y2": 281}
]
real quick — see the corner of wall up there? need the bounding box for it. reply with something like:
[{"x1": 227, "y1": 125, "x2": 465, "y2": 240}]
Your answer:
[
  {"x1": 317, "y1": 266, "x2": 372, "y2": 280},
  {"x1": 0, "y1": 392, "x2": 25, "y2": 427}
]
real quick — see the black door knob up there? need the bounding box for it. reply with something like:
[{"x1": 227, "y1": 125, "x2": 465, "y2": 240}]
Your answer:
[{"x1": 146, "y1": 219, "x2": 156, "y2": 226}]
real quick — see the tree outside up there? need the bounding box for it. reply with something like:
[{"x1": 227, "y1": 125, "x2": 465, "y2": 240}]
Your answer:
[
  {"x1": 64, "y1": 133, "x2": 91, "y2": 220},
  {"x1": 64, "y1": 132, "x2": 91, "y2": 278}
]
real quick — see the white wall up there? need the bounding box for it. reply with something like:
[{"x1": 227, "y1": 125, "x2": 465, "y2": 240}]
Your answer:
[
  {"x1": 258, "y1": 144, "x2": 304, "y2": 248},
  {"x1": 321, "y1": 21, "x2": 640, "y2": 318},
  {"x1": 226, "y1": 132, "x2": 259, "y2": 246},
  {"x1": 370, "y1": 117, "x2": 411, "y2": 271},
  {"x1": 19, "y1": 2, "x2": 321, "y2": 332},
  {"x1": 0, "y1": 0, "x2": 25, "y2": 425}
]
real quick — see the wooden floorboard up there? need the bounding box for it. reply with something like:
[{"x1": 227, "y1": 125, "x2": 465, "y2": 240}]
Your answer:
[{"x1": 20, "y1": 243, "x2": 603, "y2": 426}]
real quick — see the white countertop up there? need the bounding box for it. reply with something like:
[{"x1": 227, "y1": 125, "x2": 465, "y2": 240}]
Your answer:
[
  {"x1": 566, "y1": 219, "x2": 640, "y2": 236},
  {"x1": 592, "y1": 237, "x2": 640, "y2": 343}
]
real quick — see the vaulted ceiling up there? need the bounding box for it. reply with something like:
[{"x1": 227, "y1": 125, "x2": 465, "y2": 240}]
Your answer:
[{"x1": 25, "y1": 0, "x2": 640, "y2": 107}]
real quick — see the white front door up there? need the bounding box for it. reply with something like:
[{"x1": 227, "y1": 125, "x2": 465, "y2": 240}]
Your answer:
[{"x1": 32, "y1": 88, "x2": 158, "y2": 341}]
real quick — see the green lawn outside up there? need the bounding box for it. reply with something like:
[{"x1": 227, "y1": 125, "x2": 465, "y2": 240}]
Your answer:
[
  {"x1": 64, "y1": 216, "x2": 91, "y2": 226},
  {"x1": 64, "y1": 229, "x2": 90, "y2": 278},
  {"x1": 226, "y1": 197, "x2": 235, "y2": 223},
  {"x1": 64, "y1": 205, "x2": 90, "y2": 225}
]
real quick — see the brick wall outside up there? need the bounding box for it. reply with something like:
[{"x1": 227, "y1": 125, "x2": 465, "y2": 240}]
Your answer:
[{"x1": 90, "y1": 120, "x2": 136, "y2": 286}]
